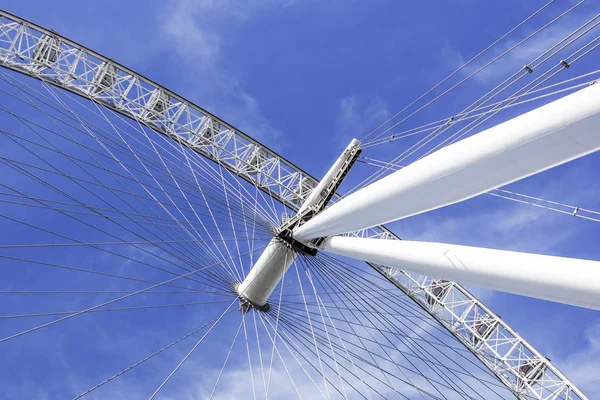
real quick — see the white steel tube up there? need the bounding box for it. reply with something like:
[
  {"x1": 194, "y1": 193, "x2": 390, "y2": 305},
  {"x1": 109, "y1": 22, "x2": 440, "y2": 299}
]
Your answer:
[
  {"x1": 237, "y1": 139, "x2": 361, "y2": 307},
  {"x1": 236, "y1": 238, "x2": 295, "y2": 307},
  {"x1": 294, "y1": 83, "x2": 600, "y2": 240},
  {"x1": 322, "y1": 236, "x2": 600, "y2": 310}
]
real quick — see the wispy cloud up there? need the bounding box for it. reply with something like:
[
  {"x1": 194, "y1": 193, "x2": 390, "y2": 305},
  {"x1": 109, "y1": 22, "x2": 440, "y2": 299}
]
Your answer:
[
  {"x1": 555, "y1": 322, "x2": 600, "y2": 398},
  {"x1": 335, "y1": 95, "x2": 390, "y2": 142},
  {"x1": 442, "y1": 3, "x2": 600, "y2": 84},
  {"x1": 160, "y1": 1, "x2": 222, "y2": 67},
  {"x1": 157, "y1": 0, "x2": 285, "y2": 146}
]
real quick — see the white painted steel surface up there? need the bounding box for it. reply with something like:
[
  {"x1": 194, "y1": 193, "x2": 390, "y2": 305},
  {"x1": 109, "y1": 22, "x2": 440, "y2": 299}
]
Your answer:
[
  {"x1": 236, "y1": 238, "x2": 295, "y2": 307},
  {"x1": 0, "y1": 10, "x2": 589, "y2": 397},
  {"x1": 322, "y1": 236, "x2": 600, "y2": 310},
  {"x1": 237, "y1": 139, "x2": 360, "y2": 307},
  {"x1": 295, "y1": 83, "x2": 600, "y2": 240},
  {"x1": 298, "y1": 138, "x2": 360, "y2": 212}
]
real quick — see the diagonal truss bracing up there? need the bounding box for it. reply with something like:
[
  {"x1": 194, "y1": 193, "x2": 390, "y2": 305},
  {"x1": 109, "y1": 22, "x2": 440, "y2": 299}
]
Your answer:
[{"x1": 0, "y1": 9, "x2": 588, "y2": 399}]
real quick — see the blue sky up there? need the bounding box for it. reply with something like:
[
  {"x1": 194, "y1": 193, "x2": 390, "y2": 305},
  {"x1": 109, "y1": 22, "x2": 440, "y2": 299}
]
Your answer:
[{"x1": 1, "y1": 0, "x2": 600, "y2": 398}]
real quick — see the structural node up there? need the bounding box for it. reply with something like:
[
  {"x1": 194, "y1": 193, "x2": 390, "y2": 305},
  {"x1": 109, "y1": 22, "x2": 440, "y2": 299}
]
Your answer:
[{"x1": 235, "y1": 139, "x2": 362, "y2": 312}]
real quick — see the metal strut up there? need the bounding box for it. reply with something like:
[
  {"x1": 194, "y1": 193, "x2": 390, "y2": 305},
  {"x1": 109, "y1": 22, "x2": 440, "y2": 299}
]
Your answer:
[
  {"x1": 235, "y1": 139, "x2": 361, "y2": 311},
  {"x1": 273, "y1": 210, "x2": 318, "y2": 256}
]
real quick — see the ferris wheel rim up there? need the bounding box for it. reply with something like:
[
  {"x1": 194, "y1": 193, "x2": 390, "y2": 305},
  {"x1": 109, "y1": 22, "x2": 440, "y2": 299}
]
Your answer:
[{"x1": 0, "y1": 7, "x2": 591, "y2": 399}]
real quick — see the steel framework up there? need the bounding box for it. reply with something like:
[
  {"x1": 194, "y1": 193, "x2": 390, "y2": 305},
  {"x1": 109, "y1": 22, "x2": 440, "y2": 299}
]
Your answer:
[{"x1": 0, "y1": 9, "x2": 588, "y2": 399}]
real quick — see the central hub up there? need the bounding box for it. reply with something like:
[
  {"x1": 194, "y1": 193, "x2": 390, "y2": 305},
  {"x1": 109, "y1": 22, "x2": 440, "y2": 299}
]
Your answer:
[
  {"x1": 234, "y1": 139, "x2": 361, "y2": 313},
  {"x1": 273, "y1": 209, "x2": 319, "y2": 256},
  {"x1": 234, "y1": 237, "x2": 296, "y2": 312}
]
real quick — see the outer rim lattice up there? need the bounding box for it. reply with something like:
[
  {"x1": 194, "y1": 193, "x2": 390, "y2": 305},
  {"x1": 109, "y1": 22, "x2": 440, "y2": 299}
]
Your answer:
[{"x1": 0, "y1": 9, "x2": 588, "y2": 399}]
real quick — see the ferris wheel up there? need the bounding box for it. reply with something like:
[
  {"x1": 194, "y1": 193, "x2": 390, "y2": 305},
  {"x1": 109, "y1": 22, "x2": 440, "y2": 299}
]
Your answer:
[{"x1": 0, "y1": 3, "x2": 598, "y2": 399}]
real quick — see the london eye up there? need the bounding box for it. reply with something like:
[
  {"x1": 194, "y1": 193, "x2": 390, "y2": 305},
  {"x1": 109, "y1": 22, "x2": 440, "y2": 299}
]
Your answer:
[{"x1": 0, "y1": 2, "x2": 598, "y2": 399}]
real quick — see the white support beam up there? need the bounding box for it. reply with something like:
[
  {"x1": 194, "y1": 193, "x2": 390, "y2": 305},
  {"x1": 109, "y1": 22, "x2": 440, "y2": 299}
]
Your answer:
[
  {"x1": 236, "y1": 139, "x2": 361, "y2": 308},
  {"x1": 0, "y1": 11, "x2": 589, "y2": 397},
  {"x1": 321, "y1": 236, "x2": 600, "y2": 310},
  {"x1": 236, "y1": 237, "x2": 295, "y2": 309},
  {"x1": 294, "y1": 82, "x2": 600, "y2": 240}
]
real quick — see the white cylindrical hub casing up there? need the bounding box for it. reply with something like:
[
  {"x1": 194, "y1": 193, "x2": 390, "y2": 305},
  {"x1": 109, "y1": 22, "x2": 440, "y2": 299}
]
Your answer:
[
  {"x1": 237, "y1": 139, "x2": 361, "y2": 308},
  {"x1": 237, "y1": 238, "x2": 295, "y2": 307}
]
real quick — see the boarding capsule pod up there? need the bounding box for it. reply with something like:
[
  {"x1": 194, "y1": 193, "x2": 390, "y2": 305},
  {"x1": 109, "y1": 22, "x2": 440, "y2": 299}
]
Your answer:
[
  {"x1": 425, "y1": 279, "x2": 451, "y2": 306},
  {"x1": 245, "y1": 145, "x2": 268, "y2": 175},
  {"x1": 33, "y1": 34, "x2": 60, "y2": 65},
  {"x1": 193, "y1": 117, "x2": 221, "y2": 147},
  {"x1": 92, "y1": 62, "x2": 117, "y2": 94},
  {"x1": 471, "y1": 315, "x2": 498, "y2": 345},
  {"x1": 145, "y1": 89, "x2": 171, "y2": 120},
  {"x1": 517, "y1": 359, "x2": 546, "y2": 390}
]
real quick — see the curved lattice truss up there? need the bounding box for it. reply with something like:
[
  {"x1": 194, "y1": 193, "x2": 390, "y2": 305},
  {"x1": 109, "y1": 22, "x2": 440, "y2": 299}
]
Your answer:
[{"x1": 0, "y1": 7, "x2": 595, "y2": 399}]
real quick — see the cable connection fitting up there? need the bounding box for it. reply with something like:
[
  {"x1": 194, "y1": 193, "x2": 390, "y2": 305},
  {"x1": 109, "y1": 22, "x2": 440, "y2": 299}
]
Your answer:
[
  {"x1": 268, "y1": 207, "x2": 319, "y2": 256},
  {"x1": 560, "y1": 60, "x2": 570, "y2": 69},
  {"x1": 277, "y1": 226, "x2": 318, "y2": 256},
  {"x1": 523, "y1": 64, "x2": 533, "y2": 74}
]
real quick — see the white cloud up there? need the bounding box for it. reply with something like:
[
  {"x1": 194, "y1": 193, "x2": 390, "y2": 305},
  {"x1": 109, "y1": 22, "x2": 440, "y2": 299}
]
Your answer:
[
  {"x1": 441, "y1": 4, "x2": 600, "y2": 84},
  {"x1": 157, "y1": 0, "x2": 284, "y2": 145},
  {"x1": 177, "y1": 360, "x2": 328, "y2": 400},
  {"x1": 400, "y1": 196, "x2": 572, "y2": 253},
  {"x1": 158, "y1": 0, "x2": 283, "y2": 67},
  {"x1": 554, "y1": 322, "x2": 600, "y2": 398},
  {"x1": 160, "y1": 1, "x2": 222, "y2": 67},
  {"x1": 441, "y1": 40, "x2": 466, "y2": 72},
  {"x1": 335, "y1": 95, "x2": 390, "y2": 141}
]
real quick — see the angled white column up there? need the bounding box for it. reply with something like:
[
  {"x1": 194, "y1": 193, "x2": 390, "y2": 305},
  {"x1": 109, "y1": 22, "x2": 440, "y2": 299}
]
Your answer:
[
  {"x1": 294, "y1": 83, "x2": 600, "y2": 240},
  {"x1": 321, "y1": 236, "x2": 600, "y2": 310},
  {"x1": 236, "y1": 238, "x2": 295, "y2": 308},
  {"x1": 236, "y1": 139, "x2": 361, "y2": 308}
]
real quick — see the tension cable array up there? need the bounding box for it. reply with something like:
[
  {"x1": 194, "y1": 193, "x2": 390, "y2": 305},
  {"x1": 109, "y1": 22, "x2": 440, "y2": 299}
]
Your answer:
[{"x1": 354, "y1": 2, "x2": 600, "y2": 195}]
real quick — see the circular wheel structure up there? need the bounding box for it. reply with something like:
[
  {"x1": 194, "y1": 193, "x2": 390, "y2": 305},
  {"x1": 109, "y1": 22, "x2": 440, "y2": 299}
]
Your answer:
[{"x1": 0, "y1": 6, "x2": 597, "y2": 400}]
